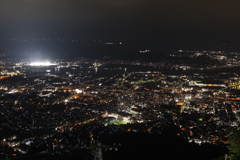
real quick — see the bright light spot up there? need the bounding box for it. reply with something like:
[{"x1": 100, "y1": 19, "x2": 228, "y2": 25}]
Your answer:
[
  {"x1": 75, "y1": 89, "x2": 82, "y2": 93},
  {"x1": 29, "y1": 62, "x2": 56, "y2": 66}
]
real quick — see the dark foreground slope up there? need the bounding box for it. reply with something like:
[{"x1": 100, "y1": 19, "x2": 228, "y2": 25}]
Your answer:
[{"x1": 63, "y1": 132, "x2": 226, "y2": 160}]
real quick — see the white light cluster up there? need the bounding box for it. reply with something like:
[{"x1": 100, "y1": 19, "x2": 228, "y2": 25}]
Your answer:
[
  {"x1": 29, "y1": 62, "x2": 56, "y2": 66},
  {"x1": 75, "y1": 89, "x2": 83, "y2": 93}
]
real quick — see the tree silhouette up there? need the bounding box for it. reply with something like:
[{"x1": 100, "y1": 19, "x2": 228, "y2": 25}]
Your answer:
[{"x1": 227, "y1": 130, "x2": 240, "y2": 160}]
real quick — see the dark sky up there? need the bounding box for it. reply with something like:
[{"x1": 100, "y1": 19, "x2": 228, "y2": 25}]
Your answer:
[{"x1": 1, "y1": 0, "x2": 240, "y2": 52}]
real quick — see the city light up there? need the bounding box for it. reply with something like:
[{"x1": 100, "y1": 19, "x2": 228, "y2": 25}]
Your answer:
[
  {"x1": 1, "y1": 51, "x2": 240, "y2": 159},
  {"x1": 75, "y1": 89, "x2": 83, "y2": 93},
  {"x1": 29, "y1": 61, "x2": 56, "y2": 66}
]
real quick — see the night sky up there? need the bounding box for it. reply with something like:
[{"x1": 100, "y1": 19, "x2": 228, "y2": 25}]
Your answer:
[{"x1": 1, "y1": 0, "x2": 240, "y2": 55}]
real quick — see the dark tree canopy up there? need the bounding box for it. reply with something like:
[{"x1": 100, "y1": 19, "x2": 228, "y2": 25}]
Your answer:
[{"x1": 227, "y1": 130, "x2": 240, "y2": 160}]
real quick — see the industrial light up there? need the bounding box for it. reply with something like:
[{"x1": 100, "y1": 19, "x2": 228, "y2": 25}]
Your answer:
[{"x1": 29, "y1": 62, "x2": 56, "y2": 66}]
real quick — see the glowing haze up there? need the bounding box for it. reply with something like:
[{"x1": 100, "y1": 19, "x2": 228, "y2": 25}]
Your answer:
[{"x1": 29, "y1": 62, "x2": 56, "y2": 66}]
